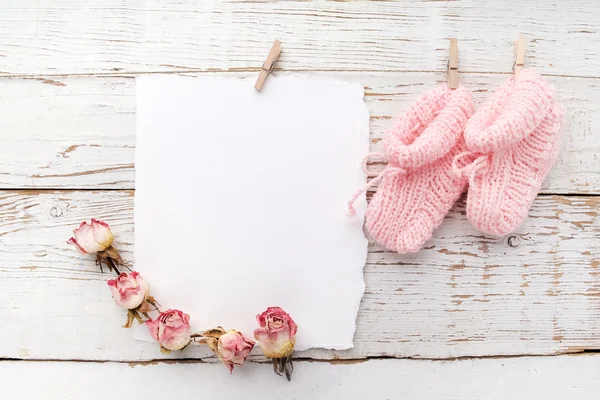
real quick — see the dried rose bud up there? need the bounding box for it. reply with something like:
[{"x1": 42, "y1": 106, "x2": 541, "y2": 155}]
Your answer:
[
  {"x1": 218, "y1": 330, "x2": 255, "y2": 373},
  {"x1": 67, "y1": 219, "x2": 123, "y2": 273},
  {"x1": 193, "y1": 328, "x2": 255, "y2": 374},
  {"x1": 107, "y1": 272, "x2": 149, "y2": 310},
  {"x1": 68, "y1": 219, "x2": 113, "y2": 254},
  {"x1": 145, "y1": 309, "x2": 191, "y2": 352},
  {"x1": 254, "y1": 307, "x2": 298, "y2": 380},
  {"x1": 254, "y1": 307, "x2": 297, "y2": 358}
]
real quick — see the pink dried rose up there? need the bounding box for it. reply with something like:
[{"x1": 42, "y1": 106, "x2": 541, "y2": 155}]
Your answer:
[
  {"x1": 254, "y1": 307, "x2": 297, "y2": 358},
  {"x1": 254, "y1": 307, "x2": 298, "y2": 380},
  {"x1": 68, "y1": 218, "x2": 113, "y2": 254},
  {"x1": 145, "y1": 309, "x2": 191, "y2": 352},
  {"x1": 218, "y1": 330, "x2": 255, "y2": 372},
  {"x1": 193, "y1": 327, "x2": 255, "y2": 373},
  {"x1": 107, "y1": 272, "x2": 149, "y2": 310},
  {"x1": 107, "y1": 271, "x2": 160, "y2": 328},
  {"x1": 67, "y1": 219, "x2": 123, "y2": 273}
]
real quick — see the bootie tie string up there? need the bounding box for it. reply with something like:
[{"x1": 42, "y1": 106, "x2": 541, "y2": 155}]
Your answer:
[
  {"x1": 347, "y1": 152, "x2": 406, "y2": 216},
  {"x1": 451, "y1": 151, "x2": 489, "y2": 187}
]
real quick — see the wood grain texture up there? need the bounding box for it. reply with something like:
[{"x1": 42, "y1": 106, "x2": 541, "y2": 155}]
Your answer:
[
  {"x1": 3, "y1": 356, "x2": 600, "y2": 399},
  {"x1": 1, "y1": 190, "x2": 598, "y2": 361},
  {"x1": 1, "y1": 72, "x2": 598, "y2": 193},
  {"x1": 2, "y1": 0, "x2": 600, "y2": 380},
  {"x1": 0, "y1": 1, "x2": 599, "y2": 76}
]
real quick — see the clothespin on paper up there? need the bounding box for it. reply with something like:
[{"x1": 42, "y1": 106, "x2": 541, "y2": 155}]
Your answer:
[
  {"x1": 447, "y1": 38, "x2": 459, "y2": 89},
  {"x1": 514, "y1": 35, "x2": 526, "y2": 79},
  {"x1": 254, "y1": 40, "x2": 282, "y2": 91}
]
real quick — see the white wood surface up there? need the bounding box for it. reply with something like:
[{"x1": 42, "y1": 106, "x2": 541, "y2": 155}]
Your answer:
[
  {"x1": 1, "y1": 73, "x2": 598, "y2": 193},
  {"x1": 1, "y1": 0, "x2": 600, "y2": 395},
  {"x1": 1, "y1": 190, "x2": 599, "y2": 361},
  {"x1": 0, "y1": 1, "x2": 598, "y2": 77},
  {"x1": 4, "y1": 355, "x2": 600, "y2": 400}
]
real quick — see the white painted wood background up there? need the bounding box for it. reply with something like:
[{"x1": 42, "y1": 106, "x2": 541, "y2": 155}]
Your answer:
[{"x1": 1, "y1": 0, "x2": 599, "y2": 398}]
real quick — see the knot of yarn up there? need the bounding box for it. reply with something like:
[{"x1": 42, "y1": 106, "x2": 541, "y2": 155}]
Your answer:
[
  {"x1": 347, "y1": 152, "x2": 407, "y2": 216},
  {"x1": 451, "y1": 151, "x2": 489, "y2": 187}
]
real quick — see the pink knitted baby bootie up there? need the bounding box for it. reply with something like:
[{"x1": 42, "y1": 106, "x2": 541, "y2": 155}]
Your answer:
[
  {"x1": 458, "y1": 69, "x2": 563, "y2": 236},
  {"x1": 353, "y1": 84, "x2": 474, "y2": 254}
]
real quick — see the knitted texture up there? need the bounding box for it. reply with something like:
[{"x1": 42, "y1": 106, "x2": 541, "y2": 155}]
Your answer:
[
  {"x1": 460, "y1": 69, "x2": 563, "y2": 236},
  {"x1": 364, "y1": 84, "x2": 474, "y2": 254}
]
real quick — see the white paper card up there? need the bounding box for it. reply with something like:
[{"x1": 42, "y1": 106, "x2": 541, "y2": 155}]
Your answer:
[{"x1": 135, "y1": 75, "x2": 369, "y2": 350}]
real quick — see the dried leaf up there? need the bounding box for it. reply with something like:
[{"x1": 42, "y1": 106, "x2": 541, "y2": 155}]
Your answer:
[
  {"x1": 200, "y1": 326, "x2": 226, "y2": 339},
  {"x1": 132, "y1": 310, "x2": 144, "y2": 324},
  {"x1": 122, "y1": 310, "x2": 135, "y2": 329},
  {"x1": 137, "y1": 301, "x2": 153, "y2": 313},
  {"x1": 194, "y1": 337, "x2": 218, "y2": 352},
  {"x1": 104, "y1": 246, "x2": 124, "y2": 265},
  {"x1": 270, "y1": 353, "x2": 294, "y2": 381}
]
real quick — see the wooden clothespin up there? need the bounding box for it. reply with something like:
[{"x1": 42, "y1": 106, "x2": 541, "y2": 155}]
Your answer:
[
  {"x1": 447, "y1": 38, "x2": 459, "y2": 89},
  {"x1": 254, "y1": 40, "x2": 282, "y2": 91},
  {"x1": 514, "y1": 36, "x2": 526, "y2": 78}
]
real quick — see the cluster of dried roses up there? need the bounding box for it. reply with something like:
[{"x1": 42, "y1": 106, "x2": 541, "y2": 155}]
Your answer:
[{"x1": 67, "y1": 219, "x2": 297, "y2": 380}]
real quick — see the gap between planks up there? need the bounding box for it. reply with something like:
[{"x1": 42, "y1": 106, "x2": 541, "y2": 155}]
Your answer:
[
  {"x1": 0, "y1": 189, "x2": 597, "y2": 198},
  {"x1": 4, "y1": 350, "x2": 600, "y2": 366},
  {"x1": 1, "y1": 70, "x2": 600, "y2": 80}
]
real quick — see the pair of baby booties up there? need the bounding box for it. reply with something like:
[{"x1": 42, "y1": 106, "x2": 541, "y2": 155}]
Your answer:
[{"x1": 354, "y1": 68, "x2": 563, "y2": 255}]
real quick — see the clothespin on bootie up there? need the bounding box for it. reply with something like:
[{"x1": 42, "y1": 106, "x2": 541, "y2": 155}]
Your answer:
[
  {"x1": 447, "y1": 38, "x2": 459, "y2": 89},
  {"x1": 255, "y1": 40, "x2": 282, "y2": 91},
  {"x1": 514, "y1": 35, "x2": 526, "y2": 79}
]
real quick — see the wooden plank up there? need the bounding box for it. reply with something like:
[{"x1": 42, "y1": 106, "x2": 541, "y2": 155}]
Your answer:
[
  {"x1": 1, "y1": 190, "x2": 599, "y2": 361},
  {"x1": 3, "y1": 356, "x2": 600, "y2": 399},
  {"x1": 0, "y1": 1, "x2": 598, "y2": 77},
  {"x1": 1, "y1": 72, "x2": 598, "y2": 193},
  {"x1": 0, "y1": 77, "x2": 135, "y2": 189}
]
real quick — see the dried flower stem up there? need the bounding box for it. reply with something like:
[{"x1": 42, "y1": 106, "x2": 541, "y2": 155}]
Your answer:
[
  {"x1": 273, "y1": 353, "x2": 294, "y2": 381},
  {"x1": 123, "y1": 309, "x2": 145, "y2": 328},
  {"x1": 107, "y1": 257, "x2": 120, "y2": 275},
  {"x1": 95, "y1": 245, "x2": 126, "y2": 275},
  {"x1": 145, "y1": 296, "x2": 161, "y2": 312}
]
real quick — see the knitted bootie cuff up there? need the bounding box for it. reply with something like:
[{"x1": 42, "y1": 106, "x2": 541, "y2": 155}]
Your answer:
[
  {"x1": 383, "y1": 85, "x2": 473, "y2": 170},
  {"x1": 464, "y1": 69, "x2": 556, "y2": 154}
]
